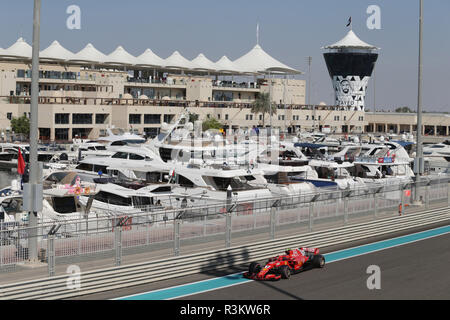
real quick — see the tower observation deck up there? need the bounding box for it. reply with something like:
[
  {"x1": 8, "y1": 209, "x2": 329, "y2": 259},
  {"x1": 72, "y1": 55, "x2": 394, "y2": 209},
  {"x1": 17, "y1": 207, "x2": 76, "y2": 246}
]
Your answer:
[{"x1": 323, "y1": 29, "x2": 379, "y2": 111}]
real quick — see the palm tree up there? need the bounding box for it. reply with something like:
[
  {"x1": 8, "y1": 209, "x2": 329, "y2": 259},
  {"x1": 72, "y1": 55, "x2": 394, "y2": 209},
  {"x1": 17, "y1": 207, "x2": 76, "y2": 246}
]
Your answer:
[{"x1": 251, "y1": 92, "x2": 277, "y2": 127}]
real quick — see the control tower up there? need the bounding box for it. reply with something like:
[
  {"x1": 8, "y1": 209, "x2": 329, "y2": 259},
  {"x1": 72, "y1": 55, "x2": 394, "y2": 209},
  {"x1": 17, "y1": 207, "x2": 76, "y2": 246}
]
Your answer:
[{"x1": 323, "y1": 30, "x2": 379, "y2": 111}]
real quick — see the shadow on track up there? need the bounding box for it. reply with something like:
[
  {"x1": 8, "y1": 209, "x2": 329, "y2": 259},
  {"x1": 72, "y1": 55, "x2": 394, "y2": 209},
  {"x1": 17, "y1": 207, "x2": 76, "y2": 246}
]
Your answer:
[{"x1": 197, "y1": 248, "x2": 304, "y2": 300}]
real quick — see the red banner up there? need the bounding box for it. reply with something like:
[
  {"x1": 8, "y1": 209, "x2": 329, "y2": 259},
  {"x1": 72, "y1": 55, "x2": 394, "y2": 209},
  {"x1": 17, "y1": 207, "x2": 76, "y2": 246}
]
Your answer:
[{"x1": 17, "y1": 149, "x2": 25, "y2": 175}]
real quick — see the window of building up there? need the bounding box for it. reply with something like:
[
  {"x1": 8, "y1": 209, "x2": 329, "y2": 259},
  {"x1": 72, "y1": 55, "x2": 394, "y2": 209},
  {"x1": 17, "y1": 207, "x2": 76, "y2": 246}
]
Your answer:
[
  {"x1": 164, "y1": 114, "x2": 174, "y2": 123},
  {"x1": 144, "y1": 114, "x2": 161, "y2": 124},
  {"x1": 72, "y1": 114, "x2": 92, "y2": 124},
  {"x1": 213, "y1": 91, "x2": 233, "y2": 101},
  {"x1": 129, "y1": 114, "x2": 141, "y2": 124},
  {"x1": 55, "y1": 128, "x2": 69, "y2": 141},
  {"x1": 55, "y1": 113, "x2": 69, "y2": 124},
  {"x1": 95, "y1": 114, "x2": 109, "y2": 124},
  {"x1": 7, "y1": 113, "x2": 12, "y2": 120},
  {"x1": 225, "y1": 114, "x2": 229, "y2": 120}
]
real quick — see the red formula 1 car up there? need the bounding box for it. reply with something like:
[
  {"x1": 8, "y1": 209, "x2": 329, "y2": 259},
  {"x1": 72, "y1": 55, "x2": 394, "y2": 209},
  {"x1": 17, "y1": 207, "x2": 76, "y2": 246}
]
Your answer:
[{"x1": 243, "y1": 247, "x2": 325, "y2": 281}]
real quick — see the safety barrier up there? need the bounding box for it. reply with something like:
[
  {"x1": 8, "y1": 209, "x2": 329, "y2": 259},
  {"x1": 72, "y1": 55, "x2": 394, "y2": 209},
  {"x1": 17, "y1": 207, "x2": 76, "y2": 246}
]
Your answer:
[
  {"x1": 0, "y1": 176, "x2": 448, "y2": 272},
  {"x1": 0, "y1": 205, "x2": 449, "y2": 300}
]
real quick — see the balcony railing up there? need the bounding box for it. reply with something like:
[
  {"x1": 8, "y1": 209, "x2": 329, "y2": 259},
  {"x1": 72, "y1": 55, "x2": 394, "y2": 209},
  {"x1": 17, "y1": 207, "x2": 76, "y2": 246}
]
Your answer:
[
  {"x1": 1, "y1": 95, "x2": 357, "y2": 111},
  {"x1": 212, "y1": 81, "x2": 260, "y2": 89}
]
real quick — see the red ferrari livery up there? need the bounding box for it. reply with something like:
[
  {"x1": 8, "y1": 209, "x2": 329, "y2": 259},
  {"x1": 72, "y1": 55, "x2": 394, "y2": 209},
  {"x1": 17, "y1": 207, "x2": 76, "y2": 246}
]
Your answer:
[{"x1": 243, "y1": 247, "x2": 325, "y2": 281}]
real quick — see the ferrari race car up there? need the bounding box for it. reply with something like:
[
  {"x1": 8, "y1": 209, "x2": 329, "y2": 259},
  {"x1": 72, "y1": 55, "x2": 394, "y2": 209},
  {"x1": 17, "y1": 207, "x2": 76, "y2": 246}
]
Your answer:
[{"x1": 243, "y1": 247, "x2": 325, "y2": 281}]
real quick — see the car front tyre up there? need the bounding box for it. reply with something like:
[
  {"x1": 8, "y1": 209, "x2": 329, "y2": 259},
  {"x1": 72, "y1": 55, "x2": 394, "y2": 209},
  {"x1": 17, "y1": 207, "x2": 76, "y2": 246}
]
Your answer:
[
  {"x1": 249, "y1": 262, "x2": 261, "y2": 274},
  {"x1": 280, "y1": 265, "x2": 291, "y2": 279}
]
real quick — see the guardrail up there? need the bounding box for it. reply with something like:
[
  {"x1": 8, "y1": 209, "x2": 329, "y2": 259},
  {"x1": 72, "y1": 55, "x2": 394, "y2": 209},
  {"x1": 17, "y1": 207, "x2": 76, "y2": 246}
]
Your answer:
[
  {"x1": 0, "y1": 176, "x2": 448, "y2": 274},
  {"x1": 0, "y1": 205, "x2": 448, "y2": 300}
]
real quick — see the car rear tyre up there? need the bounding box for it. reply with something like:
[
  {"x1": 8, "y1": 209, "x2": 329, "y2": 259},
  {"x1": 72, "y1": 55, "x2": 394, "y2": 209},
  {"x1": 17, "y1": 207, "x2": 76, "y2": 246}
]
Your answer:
[
  {"x1": 249, "y1": 262, "x2": 261, "y2": 274},
  {"x1": 312, "y1": 254, "x2": 325, "y2": 268},
  {"x1": 280, "y1": 266, "x2": 291, "y2": 279}
]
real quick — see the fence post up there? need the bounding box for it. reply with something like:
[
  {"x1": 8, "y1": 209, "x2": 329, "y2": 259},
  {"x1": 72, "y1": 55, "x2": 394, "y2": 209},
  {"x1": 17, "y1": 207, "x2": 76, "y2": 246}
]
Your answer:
[
  {"x1": 270, "y1": 206, "x2": 276, "y2": 239},
  {"x1": 146, "y1": 213, "x2": 150, "y2": 246},
  {"x1": 47, "y1": 234, "x2": 55, "y2": 277},
  {"x1": 174, "y1": 219, "x2": 180, "y2": 256},
  {"x1": 0, "y1": 222, "x2": 3, "y2": 267},
  {"x1": 203, "y1": 214, "x2": 207, "y2": 237},
  {"x1": 335, "y1": 195, "x2": 339, "y2": 218},
  {"x1": 225, "y1": 213, "x2": 232, "y2": 248},
  {"x1": 344, "y1": 194, "x2": 349, "y2": 224},
  {"x1": 426, "y1": 182, "x2": 430, "y2": 209},
  {"x1": 400, "y1": 185, "x2": 405, "y2": 216},
  {"x1": 373, "y1": 191, "x2": 378, "y2": 218},
  {"x1": 309, "y1": 201, "x2": 314, "y2": 232},
  {"x1": 114, "y1": 226, "x2": 122, "y2": 266},
  {"x1": 447, "y1": 179, "x2": 450, "y2": 207}
]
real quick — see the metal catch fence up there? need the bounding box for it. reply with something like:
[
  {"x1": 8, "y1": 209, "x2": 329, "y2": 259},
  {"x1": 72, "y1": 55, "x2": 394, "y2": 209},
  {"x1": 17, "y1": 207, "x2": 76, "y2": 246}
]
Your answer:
[{"x1": 0, "y1": 176, "x2": 448, "y2": 275}]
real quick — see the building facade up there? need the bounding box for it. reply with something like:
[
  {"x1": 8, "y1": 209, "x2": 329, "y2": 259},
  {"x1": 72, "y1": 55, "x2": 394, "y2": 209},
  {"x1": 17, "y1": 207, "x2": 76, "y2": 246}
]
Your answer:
[{"x1": 0, "y1": 59, "x2": 371, "y2": 141}]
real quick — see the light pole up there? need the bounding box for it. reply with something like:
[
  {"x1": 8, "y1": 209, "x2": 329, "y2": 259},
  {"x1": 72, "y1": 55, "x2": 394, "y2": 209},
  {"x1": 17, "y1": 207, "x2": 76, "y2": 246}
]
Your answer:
[
  {"x1": 307, "y1": 56, "x2": 313, "y2": 131},
  {"x1": 283, "y1": 75, "x2": 287, "y2": 134},
  {"x1": 26, "y1": 0, "x2": 42, "y2": 262},
  {"x1": 414, "y1": 0, "x2": 424, "y2": 203}
]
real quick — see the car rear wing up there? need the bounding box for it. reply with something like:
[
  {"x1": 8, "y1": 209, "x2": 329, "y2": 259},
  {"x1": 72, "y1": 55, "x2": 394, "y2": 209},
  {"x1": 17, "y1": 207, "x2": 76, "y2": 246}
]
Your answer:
[{"x1": 300, "y1": 247, "x2": 319, "y2": 255}]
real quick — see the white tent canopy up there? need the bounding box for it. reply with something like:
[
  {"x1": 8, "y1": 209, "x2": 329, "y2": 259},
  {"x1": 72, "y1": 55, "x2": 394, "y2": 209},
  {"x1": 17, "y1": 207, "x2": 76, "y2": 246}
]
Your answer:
[
  {"x1": 190, "y1": 53, "x2": 217, "y2": 72},
  {"x1": 214, "y1": 56, "x2": 241, "y2": 74},
  {"x1": 323, "y1": 30, "x2": 379, "y2": 50},
  {"x1": 163, "y1": 51, "x2": 195, "y2": 70},
  {"x1": 40, "y1": 40, "x2": 75, "y2": 62},
  {"x1": 0, "y1": 38, "x2": 302, "y2": 75},
  {"x1": 136, "y1": 48, "x2": 165, "y2": 68},
  {"x1": 70, "y1": 43, "x2": 107, "y2": 64},
  {"x1": 233, "y1": 44, "x2": 301, "y2": 74},
  {"x1": 104, "y1": 46, "x2": 140, "y2": 66},
  {"x1": 1, "y1": 37, "x2": 32, "y2": 59}
]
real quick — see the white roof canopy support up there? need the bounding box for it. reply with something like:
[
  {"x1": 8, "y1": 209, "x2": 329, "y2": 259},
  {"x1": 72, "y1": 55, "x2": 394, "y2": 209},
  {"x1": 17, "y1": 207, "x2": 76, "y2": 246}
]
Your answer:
[
  {"x1": 40, "y1": 40, "x2": 75, "y2": 62},
  {"x1": 233, "y1": 44, "x2": 301, "y2": 75},
  {"x1": 323, "y1": 30, "x2": 379, "y2": 50},
  {"x1": 70, "y1": 43, "x2": 108, "y2": 64},
  {"x1": 214, "y1": 56, "x2": 242, "y2": 74},
  {"x1": 191, "y1": 53, "x2": 217, "y2": 72},
  {"x1": 1, "y1": 37, "x2": 32, "y2": 60},
  {"x1": 163, "y1": 51, "x2": 195, "y2": 70},
  {"x1": 0, "y1": 38, "x2": 302, "y2": 75},
  {"x1": 104, "y1": 46, "x2": 140, "y2": 66},
  {"x1": 136, "y1": 48, "x2": 165, "y2": 68}
]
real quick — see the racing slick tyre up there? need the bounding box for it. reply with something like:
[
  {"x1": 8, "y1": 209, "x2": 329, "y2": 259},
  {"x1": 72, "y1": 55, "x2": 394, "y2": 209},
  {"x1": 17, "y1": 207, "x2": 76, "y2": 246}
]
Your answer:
[
  {"x1": 312, "y1": 254, "x2": 325, "y2": 268},
  {"x1": 279, "y1": 266, "x2": 291, "y2": 279},
  {"x1": 249, "y1": 262, "x2": 261, "y2": 274}
]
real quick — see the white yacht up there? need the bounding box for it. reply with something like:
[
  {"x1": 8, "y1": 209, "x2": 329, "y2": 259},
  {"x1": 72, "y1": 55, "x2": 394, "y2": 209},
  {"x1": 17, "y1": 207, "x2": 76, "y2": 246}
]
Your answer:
[
  {"x1": 423, "y1": 141, "x2": 450, "y2": 162},
  {"x1": 69, "y1": 139, "x2": 115, "y2": 160},
  {"x1": 96, "y1": 128, "x2": 146, "y2": 151}
]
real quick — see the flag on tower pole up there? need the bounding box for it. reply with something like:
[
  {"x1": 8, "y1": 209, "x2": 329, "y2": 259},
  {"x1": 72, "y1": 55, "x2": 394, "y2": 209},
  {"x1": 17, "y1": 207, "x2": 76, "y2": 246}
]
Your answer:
[
  {"x1": 17, "y1": 148, "x2": 25, "y2": 175},
  {"x1": 346, "y1": 17, "x2": 352, "y2": 28}
]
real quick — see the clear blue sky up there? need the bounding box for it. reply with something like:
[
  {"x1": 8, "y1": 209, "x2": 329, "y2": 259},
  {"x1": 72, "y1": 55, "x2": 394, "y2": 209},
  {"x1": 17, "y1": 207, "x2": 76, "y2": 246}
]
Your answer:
[{"x1": 1, "y1": 0, "x2": 449, "y2": 112}]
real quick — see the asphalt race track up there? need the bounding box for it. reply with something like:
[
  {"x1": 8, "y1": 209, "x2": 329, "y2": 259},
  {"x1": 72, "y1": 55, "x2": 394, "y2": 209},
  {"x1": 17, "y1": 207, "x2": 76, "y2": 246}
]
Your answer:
[
  {"x1": 178, "y1": 231, "x2": 450, "y2": 300},
  {"x1": 76, "y1": 223, "x2": 450, "y2": 300}
]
